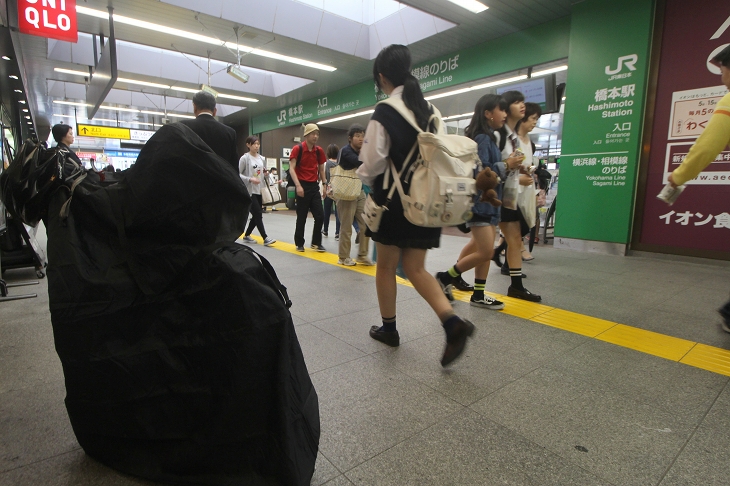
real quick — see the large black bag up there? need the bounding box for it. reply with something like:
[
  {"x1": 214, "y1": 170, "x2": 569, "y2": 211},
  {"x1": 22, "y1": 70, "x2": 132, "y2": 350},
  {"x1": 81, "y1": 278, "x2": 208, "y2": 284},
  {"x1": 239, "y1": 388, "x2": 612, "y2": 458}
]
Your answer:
[{"x1": 38, "y1": 123, "x2": 319, "y2": 485}]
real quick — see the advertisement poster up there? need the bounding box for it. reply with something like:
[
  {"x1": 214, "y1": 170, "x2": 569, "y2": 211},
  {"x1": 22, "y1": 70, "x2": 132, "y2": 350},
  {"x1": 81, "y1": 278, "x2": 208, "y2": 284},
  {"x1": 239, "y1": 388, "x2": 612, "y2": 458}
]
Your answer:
[
  {"x1": 638, "y1": 0, "x2": 730, "y2": 253},
  {"x1": 555, "y1": 0, "x2": 653, "y2": 243}
]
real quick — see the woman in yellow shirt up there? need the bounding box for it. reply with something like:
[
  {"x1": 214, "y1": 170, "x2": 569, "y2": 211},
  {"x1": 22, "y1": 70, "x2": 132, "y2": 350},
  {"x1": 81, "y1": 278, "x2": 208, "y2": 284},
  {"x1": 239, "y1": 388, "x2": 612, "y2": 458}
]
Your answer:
[{"x1": 668, "y1": 45, "x2": 730, "y2": 333}]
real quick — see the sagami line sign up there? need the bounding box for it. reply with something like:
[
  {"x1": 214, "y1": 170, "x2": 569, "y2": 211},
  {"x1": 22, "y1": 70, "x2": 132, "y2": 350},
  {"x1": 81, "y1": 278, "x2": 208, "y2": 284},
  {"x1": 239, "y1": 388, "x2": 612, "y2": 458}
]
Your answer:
[{"x1": 18, "y1": 0, "x2": 78, "y2": 42}]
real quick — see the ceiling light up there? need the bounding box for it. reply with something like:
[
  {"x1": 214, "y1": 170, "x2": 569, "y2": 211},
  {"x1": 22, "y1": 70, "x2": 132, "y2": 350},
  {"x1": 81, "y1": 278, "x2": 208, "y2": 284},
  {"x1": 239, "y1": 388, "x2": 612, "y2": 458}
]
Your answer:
[
  {"x1": 531, "y1": 65, "x2": 568, "y2": 77},
  {"x1": 27, "y1": 121, "x2": 32, "y2": 124},
  {"x1": 117, "y1": 77, "x2": 171, "y2": 89},
  {"x1": 76, "y1": 5, "x2": 336, "y2": 72},
  {"x1": 54, "y1": 100, "x2": 89, "y2": 106},
  {"x1": 217, "y1": 93, "x2": 258, "y2": 103},
  {"x1": 166, "y1": 113, "x2": 196, "y2": 119},
  {"x1": 443, "y1": 112, "x2": 473, "y2": 121},
  {"x1": 14, "y1": 89, "x2": 22, "y2": 93},
  {"x1": 446, "y1": 0, "x2": 488, "y2": 14},
  {"x1": 18, "y1": 100, "x2": 26, "y2": 104},
  {"x1": 54, "y1": 67, "x2": 88, "y2": 76},
  {"x1": 2, "y1": 55, "x2": 11, "y2": 60},
  {"x1": 9, "y1": 75, "x2": 18, "y2": 79},
  {"x1": 141, "y1": 110, "x2": 165, "y2": 116},
  {"x1": 25, "y1": 116, "x2": 30, "y2": 119},
  {"x1": 171, "y1": 86, "x2": 199, "y2": 94},
  {"x1": 423, "y1": 74, "x2": 528, "y2": 102},
  {"x1": 318, "y1": 109, "x2": 375, "y2": 125},
  {"x1": 99, "y1": 105, "x2": 140, "y2": 113},
  {"x1": 22, "y1": 109, "x2": 29, "y2": 113},
  {"x1": 227, "y1": 65, "x2": 249, "y2": 84},
  {"x1": 201, "y1": 84, "x2": 219, "y2": 97}
]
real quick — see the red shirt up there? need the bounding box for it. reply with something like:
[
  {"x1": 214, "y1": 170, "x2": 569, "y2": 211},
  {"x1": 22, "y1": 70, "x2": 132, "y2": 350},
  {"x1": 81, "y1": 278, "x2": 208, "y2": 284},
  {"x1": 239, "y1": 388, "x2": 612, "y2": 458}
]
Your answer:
[{"x1": 290, "y1": 141, "x2": 325, "y2": 183}]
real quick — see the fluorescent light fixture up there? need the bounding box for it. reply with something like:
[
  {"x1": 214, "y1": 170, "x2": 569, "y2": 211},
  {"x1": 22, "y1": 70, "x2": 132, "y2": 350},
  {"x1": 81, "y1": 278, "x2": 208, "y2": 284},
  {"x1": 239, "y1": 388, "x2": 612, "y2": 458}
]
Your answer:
[
  {"x1": 1, "y1": 55, "x2": 10, "y2": 60},
  {"x1": 424, "y1": 74, "x2": 528, "y2": 102},
  {"x1": 171, "y1": 87, "x2": 199, "y2": 94},
  {"x1": 54, "y1": 100, "x2": 89, "y2": 106},
  {"x1": 118, "y1": 77, "x2": 171, "y2": 89},
  {"x1": 27, "y1": 121, "x2": 32, "y2": 124},
  {"x1": 99, "y1": 105, "x2": 140, "y2": 113},
  {"x1": 166, "y1": 113, "x2": 195, "y2": 119},
  {"x1": 446, "y1": 0, "x2": 488, "y2": 14},
  {"x1": 318, "y1": 109, "x2": 375, "y2": 125},
  {"x1": 442, "y1": 112, "x2": 473, "y2": 121},
  {"x1": 25, "y1": 116, "x2": 31, "y2": 119},
  {"x1": 14, "y1": 89, "x2": 22, "y2": 93},
  {"x1": 18, "y1": 100, "x2": 26, "y2": 104},
  {"x1": 218, "y1": 93, "x2": 258, "y2": 103},
  {"x1": 227, "y1": 65, "x2": 249, "y2": 84},
  {"x1": 54, "y1": 67, "x2": 88, "y2": 76},
  {"x1": 22, "y1": 108, "x2": 29, "y2": 113},
  {"x1": 531, "y1": 65, "x2": 568, "y2": 77},
  {"x1": 141, "y1": 110, "x2": 165, "y2": 116},
  {"x1": 76, "y1": 5, "x2": 336, "y2": 72},
  {"x1": 201, "y1": 84, "x2": 219, "y2": 97},
  {"x1": 9, "y1": 75, "x2": 18, "y2": 79}
]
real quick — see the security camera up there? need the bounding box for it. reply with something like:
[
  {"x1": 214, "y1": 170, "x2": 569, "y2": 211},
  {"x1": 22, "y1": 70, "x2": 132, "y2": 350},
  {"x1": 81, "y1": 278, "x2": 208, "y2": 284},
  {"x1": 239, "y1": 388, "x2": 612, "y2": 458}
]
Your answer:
[{"x1": 227, "y1": 65, "x2": 249, "y2": 84}]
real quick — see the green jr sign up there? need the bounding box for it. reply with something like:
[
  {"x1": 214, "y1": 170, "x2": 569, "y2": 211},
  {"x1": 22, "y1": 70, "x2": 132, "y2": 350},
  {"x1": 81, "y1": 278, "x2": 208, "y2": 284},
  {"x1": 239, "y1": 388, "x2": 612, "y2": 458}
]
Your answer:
[{"x1": 555, "y1": 0, "x2": 655, "y2": 244}]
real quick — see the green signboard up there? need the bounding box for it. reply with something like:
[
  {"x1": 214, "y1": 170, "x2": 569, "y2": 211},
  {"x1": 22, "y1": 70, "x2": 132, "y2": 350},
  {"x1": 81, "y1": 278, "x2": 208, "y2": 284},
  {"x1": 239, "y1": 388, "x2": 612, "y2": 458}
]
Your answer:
[
  {"x1": 555, "y1": 0, "x2": 654, "y2": 244},
  {"x1": 252, "y1": 17, "x2": 570, "y2": 133}
]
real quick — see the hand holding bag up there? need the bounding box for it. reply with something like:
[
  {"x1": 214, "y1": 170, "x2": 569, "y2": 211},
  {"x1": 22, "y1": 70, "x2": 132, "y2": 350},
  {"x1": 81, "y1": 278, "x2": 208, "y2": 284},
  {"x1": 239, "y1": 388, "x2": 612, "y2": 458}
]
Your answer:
[
  {"x1": 260, "y1": 179, "x2": 282, "y2": 206},
  {"x1": 517, "y1": 183, "x2": 537, "y2": 228},
  {"x1": 362, "y1": 162, "x2": 397, "y2": 233}
]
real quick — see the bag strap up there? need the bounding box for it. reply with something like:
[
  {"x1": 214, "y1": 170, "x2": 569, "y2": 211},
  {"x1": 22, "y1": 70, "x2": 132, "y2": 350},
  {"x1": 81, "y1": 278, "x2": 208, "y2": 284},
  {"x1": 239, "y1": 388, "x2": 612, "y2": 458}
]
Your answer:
[{"x1": 377, "y1": 97, "x2": 441, "y2": 135}]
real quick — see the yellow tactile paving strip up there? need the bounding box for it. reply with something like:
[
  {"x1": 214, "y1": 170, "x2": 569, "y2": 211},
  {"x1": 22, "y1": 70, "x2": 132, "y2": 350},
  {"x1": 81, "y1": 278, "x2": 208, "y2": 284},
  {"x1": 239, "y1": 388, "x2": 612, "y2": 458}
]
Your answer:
[{"x1": 249, "y1": 235, "x2": 730, "y2": 377}]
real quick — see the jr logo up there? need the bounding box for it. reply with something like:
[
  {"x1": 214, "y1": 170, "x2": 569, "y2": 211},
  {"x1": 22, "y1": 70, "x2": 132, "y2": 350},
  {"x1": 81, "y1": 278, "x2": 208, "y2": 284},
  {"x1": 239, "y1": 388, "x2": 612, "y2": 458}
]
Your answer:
[
  {"x1": 605, "y1": 54, "x2": 638, "y2": 75},
  {"x1": 277, "y1": 110, "x2": 286, "y2": 123}
]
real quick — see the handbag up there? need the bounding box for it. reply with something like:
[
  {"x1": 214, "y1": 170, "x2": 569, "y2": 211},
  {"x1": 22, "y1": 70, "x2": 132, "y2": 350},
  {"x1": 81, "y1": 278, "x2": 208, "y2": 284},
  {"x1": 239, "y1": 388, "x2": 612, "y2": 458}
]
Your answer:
[
  {"x1": 517, "y1": 184, "x2": 537, "y2": 228},
  {"x1": 330, "y1": 165, "x2": 361, "y2": 201},
  {"x1": 362, "y1": 162, "x2": 398, "y2": 232},
  {"x1": 501, "y1": 170, "x2": 519, "y2": 210},
  {"x1": 260, "y1": 179, "x2": 282, "y2": 206}
]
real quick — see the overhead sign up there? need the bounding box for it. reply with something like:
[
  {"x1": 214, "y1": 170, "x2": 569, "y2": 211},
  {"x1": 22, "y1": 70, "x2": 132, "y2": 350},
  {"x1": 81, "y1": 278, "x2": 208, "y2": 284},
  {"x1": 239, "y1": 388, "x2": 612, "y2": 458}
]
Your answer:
[
  {"x1": 77, "y1": 124, "x2": 131, "y2": 140},
  {"x1": 18, "y1": 0, "x2": 78, "y2": 42},
  {"x1": 77, "y1": 125, "x2": 156, "y2": 141}
]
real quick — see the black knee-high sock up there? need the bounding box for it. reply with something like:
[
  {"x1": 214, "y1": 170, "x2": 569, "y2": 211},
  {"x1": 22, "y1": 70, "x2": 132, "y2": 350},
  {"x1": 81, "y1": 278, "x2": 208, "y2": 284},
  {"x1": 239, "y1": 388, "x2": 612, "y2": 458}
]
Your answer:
[
  {"x1": 381, "y1": 315, "x2": 396, "y2": 332},
  {"x1": 510, "y1": 269, "x2": 524, "y2": 290}
]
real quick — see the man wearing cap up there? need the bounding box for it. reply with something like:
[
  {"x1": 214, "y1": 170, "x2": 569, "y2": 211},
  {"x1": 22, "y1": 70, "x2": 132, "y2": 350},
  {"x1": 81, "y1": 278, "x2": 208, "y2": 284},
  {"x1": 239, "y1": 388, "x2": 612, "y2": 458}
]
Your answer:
[
  {"x1": 180, "y1": 91, "x2": 239, "y2": 172},
  {"x1": 667, "y1": 44, "x2": 730, "y2": 333},
  {"x1": 289, "y1": 124, "x2": 328, "y2": 252}
]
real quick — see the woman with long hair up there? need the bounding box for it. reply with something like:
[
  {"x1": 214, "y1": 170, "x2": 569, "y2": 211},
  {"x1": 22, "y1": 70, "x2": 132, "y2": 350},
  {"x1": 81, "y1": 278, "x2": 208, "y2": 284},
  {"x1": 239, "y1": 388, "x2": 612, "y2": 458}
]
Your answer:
[
  {"x1": 435, "y1": 94, "x2": 524, "y2": 310},
  {"x1": 357, "y1": 44, "x2": 473, "y2": 367}
]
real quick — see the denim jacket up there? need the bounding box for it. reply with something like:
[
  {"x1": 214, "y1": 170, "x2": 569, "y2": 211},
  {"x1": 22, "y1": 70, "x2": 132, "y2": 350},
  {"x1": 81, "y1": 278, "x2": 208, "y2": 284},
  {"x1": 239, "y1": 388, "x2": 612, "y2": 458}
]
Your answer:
[{"x1": 471, "y1": 131, "x2": 505, "y2": 219}]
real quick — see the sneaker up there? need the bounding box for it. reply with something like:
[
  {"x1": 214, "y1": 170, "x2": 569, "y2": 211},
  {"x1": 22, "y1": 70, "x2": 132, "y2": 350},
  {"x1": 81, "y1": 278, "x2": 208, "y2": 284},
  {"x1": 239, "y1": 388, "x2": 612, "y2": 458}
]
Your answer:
[
  {"x1": 356, "y1": 257, "x2": 375, "y2": 266},
  {"x1": 507, "y1": 286, "x2": 542, "y2": 302},
  {"x1": 470, "y1": 295, "x2": 505, "y2": 310},
  {"x1": 453, "y1": 275, "x2": 474, "y2": 292},
  {"x1": 263, "y1": 237, "x2": 276, "y2": 246},
  {"x1": 242, "y1": 235, "x2": 256, "y2": 243},
  {"x1": 338, "y1": 258, "x2": 357, "y2": 266},
  {"x1": 334, "y1": 234, "x2": 340, "y2": 241},
  {"x1": 296, "y1": 245, "x2": 305, "y2": 252},
  {"x1": 311, "y1": 244, "x2": 326, "y2": 252},
  {"x1": 435, "y1": 272, "x2": 454, "y2": 301},
  {"x1": 369, "y1": 325, "x2": 400, "y2": 347},
  {"x1": 322, "y1": 231, "x2": 328, "y2": 237}
]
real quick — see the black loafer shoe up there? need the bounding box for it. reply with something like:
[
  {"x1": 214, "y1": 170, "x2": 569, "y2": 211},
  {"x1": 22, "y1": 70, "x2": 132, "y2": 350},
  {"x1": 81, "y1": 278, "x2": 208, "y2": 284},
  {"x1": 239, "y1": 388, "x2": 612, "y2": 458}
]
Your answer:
[
  {"x1": 369, "y1": 326, "x2": 400, "y2": 347},
  {"x1": 441, "y1": 318, "x2": 475, "y2": 367},
  {"x1": 501, "y1": 265, "x2": 526, "y2": 278},
  {"x1": 453, "y1": 275, "x2": 474, "y2": 292},
  {"x1": 491, "y1": 253, "x2": 503, "y2": 268},
  {"x1": 507, "y1": 286, "x2": 541, "y2": 302}
]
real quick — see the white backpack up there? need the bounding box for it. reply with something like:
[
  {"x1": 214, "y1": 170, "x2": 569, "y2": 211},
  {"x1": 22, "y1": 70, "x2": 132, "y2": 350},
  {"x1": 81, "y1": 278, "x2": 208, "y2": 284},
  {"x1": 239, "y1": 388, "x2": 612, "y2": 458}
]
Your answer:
[{"x1": 378, "y1": 97, "x2": 478, "y2": 227}]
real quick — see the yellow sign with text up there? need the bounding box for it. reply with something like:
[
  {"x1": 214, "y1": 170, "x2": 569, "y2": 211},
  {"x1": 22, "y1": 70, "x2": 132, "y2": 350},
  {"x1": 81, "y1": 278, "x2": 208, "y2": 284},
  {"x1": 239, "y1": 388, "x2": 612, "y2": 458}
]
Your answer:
[{"x1": 76, "y1": 124, "x2": 131, "y2": 140}]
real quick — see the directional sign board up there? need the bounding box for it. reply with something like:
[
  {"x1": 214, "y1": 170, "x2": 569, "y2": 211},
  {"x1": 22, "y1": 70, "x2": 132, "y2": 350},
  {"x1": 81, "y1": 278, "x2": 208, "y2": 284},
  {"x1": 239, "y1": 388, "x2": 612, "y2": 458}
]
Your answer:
[{"x1": 77, "y1": 124, "x2": 156, "y2": 141}]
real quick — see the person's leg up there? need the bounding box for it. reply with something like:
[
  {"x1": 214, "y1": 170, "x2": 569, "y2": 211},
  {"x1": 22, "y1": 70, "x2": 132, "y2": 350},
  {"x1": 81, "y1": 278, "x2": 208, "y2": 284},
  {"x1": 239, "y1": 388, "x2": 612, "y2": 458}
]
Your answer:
[
  {"x1": 436, "y1": 226, "x2": 495, "y2": 299},
  {"x1": 294, "y1": 187, "x2": 312, "y2": 248},
  {"x1": 335, "y1": 203, "x2": 341, "y2": 238},
  {"x1": 252, "y1": 195, "x2": 269, "y2": 239},
  {"x1": 374, "y1": 243, "x2": 400, "y2": 320},
  {"x1": 322, "y1": 197, "x2": 333, "y2": 235},
  {"x1": 501, "y1": 221, "x2": 540, "y2": 301},
  {"x1": 354, "y1": 195, "x2": 371, "y2": 262},
  {"x1": 337, "y1": 199, "x2": 356, "y2": 260},
  {"x1": 308, "y1": 185, "x2": 325, "y2": 247}
]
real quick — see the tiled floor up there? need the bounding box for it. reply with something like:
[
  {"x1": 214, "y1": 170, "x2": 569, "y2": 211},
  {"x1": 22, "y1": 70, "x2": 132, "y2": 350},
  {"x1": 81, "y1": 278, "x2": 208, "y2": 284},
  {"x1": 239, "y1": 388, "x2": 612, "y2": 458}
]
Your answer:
[{"x1": 1, "y1": 211, "x2": 729, "y2": 485}]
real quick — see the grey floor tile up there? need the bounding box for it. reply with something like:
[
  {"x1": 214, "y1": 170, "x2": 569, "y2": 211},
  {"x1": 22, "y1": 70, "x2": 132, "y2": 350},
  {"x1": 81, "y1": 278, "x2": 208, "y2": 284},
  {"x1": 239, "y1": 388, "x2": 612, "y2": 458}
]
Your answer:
[
  {"x1": 0, "y1": 382, "x2": 79, "y2": 472},
  {"x1": 345, "y1": 409, "x2": 610, "y2": 486},
  {"x1": 295, "y1": 324, "x2": 367, "y2": 374},
  {"x1": 544, "y1": 340, "x2": 729, "y2": 423},
  {"x1": 659, "y1": 383, "x2": 730, "y2": 486},
  {"x1": 373, "y1": 313, "x2": 586, "y2": 406},
  {"x1": 310, "y1": 355, "x2": 461, "y2": 471},
  {"x1": 321, "y1": 475, "x2": 355, "y2": 486},
  {"x1": 470, "y1": 367, "x2": 696, "y2": 486},
  {"x1": 631, "y1": 308, "x2": 730, "y2": 349},
  {"x1": 0, "y1": 449, "x2": 156, "y2": 486},
  {"x1": 311, "y1": 452, "x2": 341, "y2": 486}
]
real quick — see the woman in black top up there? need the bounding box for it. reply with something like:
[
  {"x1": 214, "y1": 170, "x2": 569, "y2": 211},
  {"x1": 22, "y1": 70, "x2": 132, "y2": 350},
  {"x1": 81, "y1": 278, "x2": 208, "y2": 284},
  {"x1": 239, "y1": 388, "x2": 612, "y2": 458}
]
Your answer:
[
  {"x1": 52, "y1": 124, "x2": 83, "y2": 170},
  {"x1": 357, "y1": 44, "x2": 474, "y2": 367}
]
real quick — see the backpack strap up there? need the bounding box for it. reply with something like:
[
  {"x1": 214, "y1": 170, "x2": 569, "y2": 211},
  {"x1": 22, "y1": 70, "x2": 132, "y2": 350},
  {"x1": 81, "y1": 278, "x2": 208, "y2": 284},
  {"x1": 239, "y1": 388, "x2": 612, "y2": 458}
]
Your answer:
[{"x1": 377, "y1": 97, "x2": 444, "y2": 135}]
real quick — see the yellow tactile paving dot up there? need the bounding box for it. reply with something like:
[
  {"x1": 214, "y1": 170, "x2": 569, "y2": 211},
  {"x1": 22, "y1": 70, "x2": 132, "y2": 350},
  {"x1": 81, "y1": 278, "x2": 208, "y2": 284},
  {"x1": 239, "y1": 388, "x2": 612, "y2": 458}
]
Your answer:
[{"x1": 249, "y1": 234, "x2": 730, "y2": 377}]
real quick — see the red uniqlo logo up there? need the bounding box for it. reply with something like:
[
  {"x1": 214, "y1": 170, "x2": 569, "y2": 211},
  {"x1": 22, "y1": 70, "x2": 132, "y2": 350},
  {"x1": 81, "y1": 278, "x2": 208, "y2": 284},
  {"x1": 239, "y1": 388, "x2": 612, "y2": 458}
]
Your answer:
[{"x1": 18, "y1": 0, "x2": 78, "y2": 43}]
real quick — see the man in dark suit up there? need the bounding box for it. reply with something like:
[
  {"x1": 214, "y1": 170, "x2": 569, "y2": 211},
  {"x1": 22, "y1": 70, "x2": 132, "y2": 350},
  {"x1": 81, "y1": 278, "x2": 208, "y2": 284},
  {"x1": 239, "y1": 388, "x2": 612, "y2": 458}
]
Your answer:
[{"x1": 180, "y1": 91, "x2": 239, "y2": 172}]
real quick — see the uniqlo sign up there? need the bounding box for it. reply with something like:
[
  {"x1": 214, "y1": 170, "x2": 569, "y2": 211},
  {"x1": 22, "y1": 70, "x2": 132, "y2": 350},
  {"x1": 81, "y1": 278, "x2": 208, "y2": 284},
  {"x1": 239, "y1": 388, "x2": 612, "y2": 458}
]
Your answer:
[{"x1": 18, "y1": 0, "x2": 78, "y2": 42}]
